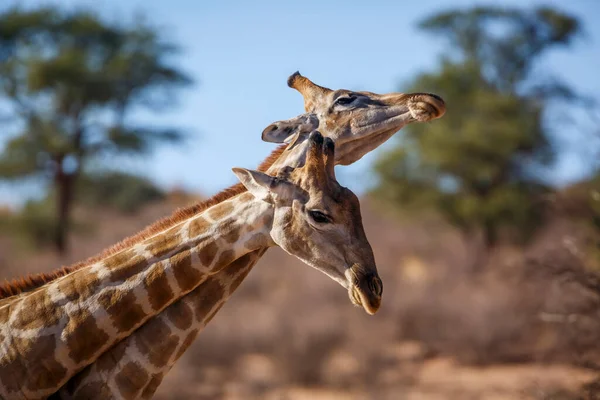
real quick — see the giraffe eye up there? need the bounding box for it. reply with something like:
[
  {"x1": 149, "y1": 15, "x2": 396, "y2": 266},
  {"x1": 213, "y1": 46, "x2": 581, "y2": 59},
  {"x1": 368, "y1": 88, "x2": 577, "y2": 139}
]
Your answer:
[
  {"x1": 308, "y1": 210, "x2": 331, "y2": 224},
  {"x1": 334, "y1": 96, "x2": 356, "y2": 106}
]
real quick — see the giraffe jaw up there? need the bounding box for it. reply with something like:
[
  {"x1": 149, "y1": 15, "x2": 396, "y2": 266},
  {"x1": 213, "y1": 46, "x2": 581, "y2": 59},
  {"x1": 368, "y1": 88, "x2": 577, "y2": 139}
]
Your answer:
[{"x1": 335, "y1": 100, "x2": 443, "y2": 167}]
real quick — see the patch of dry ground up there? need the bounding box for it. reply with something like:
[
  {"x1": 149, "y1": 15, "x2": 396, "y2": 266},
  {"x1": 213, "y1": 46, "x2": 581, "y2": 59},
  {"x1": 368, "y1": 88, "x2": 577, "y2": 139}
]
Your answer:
[{"x1": 156, "y1": 344, "x2": 596, "y2": 399}]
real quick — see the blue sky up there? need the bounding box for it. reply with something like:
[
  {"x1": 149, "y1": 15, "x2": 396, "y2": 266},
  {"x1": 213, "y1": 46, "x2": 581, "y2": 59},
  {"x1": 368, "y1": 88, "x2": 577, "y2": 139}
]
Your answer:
[{"x1": 1, "y1": 0, "x2": 599, "y2": 206}]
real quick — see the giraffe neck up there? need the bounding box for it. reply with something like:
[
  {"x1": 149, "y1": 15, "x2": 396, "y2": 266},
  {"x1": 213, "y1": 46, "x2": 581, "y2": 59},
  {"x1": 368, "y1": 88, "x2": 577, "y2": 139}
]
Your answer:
[
  {"x1": 54, "y1": 157, "x2": 315, "y2": 399},
  {"x1": 59, "y1": 250, "x2": 267, "y2": 399},
  {"x1": 52, "y1": 140, "x2": 336, "y2": 399},
  {"x1": 0, "y1": 192, "x2": 275, "y2": 400}
]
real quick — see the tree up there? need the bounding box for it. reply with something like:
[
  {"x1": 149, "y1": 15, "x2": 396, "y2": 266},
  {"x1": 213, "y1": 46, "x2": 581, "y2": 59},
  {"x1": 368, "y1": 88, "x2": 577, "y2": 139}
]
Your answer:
[
  {"x1": 373, "y1": 6, "x2": 583, "y2": 269},
  {"x1": 0, "y1": 7, "x2": 192, "y2": 254},
  {"x1": 1, "y1": 171, "x2": 166, "y2": 250}
]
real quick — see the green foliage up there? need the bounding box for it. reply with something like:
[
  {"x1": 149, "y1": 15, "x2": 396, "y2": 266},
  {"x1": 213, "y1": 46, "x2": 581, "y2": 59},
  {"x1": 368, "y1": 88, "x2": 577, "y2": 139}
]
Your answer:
[
  {"x1": 419, "y1": 7, "x2": 580, "y2": 90},
  {"x1": 77, "y1": 171, "x2": 165, "y2": 213},
  {"x1": 0, "y1": 6, "x2": 192, "y2": 252},
  {"x1": 374, "y1": 6, "x2": 583, "y2": 251}
]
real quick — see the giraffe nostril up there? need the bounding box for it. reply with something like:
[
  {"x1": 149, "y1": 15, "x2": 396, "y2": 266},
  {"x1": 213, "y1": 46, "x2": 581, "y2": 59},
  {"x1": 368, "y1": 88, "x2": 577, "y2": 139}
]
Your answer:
[{"x1": 369, "y1": 276, "x2": 383, "y2": 297}]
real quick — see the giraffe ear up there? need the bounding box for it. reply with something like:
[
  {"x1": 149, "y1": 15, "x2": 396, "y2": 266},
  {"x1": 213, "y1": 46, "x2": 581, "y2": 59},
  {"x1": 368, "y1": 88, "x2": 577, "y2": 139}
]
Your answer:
[
  {"x1": 261, "y1": 113, "x2": 318, "y2": 144},
  {"x1": 232, "y1": 168, "x2": 277, "y2": 203}
]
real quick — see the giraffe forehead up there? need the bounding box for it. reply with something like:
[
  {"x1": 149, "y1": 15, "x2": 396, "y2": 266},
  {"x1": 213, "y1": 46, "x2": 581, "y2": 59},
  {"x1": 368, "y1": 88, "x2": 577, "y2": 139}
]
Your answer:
[{"x1": 303, "y1": 184, "x2": 350, "y2": 211}]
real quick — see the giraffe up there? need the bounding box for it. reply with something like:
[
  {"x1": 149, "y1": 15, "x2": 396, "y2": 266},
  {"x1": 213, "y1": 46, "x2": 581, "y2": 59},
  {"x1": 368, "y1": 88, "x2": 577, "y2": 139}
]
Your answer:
[
  {"x1": 262, "y1": 71, "x2": 446, "y2": 167},
  {"x1": 53, "y1": 74, "x2": 446, "y2": 399},
  {"x1": 0, "y1": 132, "x2": 379, "y2": 400},
  {"x1": 0, "y1": 72, "x2": 446, "y2": 399}
]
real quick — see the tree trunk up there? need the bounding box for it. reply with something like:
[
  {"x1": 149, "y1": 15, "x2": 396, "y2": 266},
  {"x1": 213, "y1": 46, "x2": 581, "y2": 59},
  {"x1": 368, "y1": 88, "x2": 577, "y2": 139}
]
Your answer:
[
  {"x1": 54, "y1": 161, "x2": 75, "y2": 255},
  {"x1": 465, "y1": 222, "x2": 496, "y2": 274},
  {"x1": 54, "y1": 112, "x2": 84, "y2": 255},
  {"x1": 482, "y1": 220, "x2": 497, "y2": 252}
]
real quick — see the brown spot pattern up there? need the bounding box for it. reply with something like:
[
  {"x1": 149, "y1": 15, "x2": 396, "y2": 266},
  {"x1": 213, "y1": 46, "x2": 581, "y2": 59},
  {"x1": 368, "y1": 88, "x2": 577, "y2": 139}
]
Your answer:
[
  {"x1": 107, "y1": 250, "x2": 148, "y2": 283},
  {"x1": 244, "y1": 233, "x2": 269, "y2": 250},
  {"x1": 165, "y1": 301, "x2": 193, "y2": 330},
  {"x1": 204, "y1": 302, "x2": 225, "y2": 325},
  {"x1": 60, "y1": 365, "x2": 92, "y2": 396},
  {"x1": 64, "y1": 309, "x2": 110, "y2": 364},
  {"x1": 171, "y1": 249, "x2": 202, "y2": 292},
  {"x1": 95, "y1": 340, "x2": 127, "y2": 373},
  {"x1": 191, "y1": 277, "x2": 225, "y2": 322},
  {"x1": 97, "y1": 289, "x2": 147, "y2": 333},
  {"x1": 11, "y1": 289, "x2": 61, "y2": 330},
  {"x1": 0, "y1": 339, "x2": 29, "y2": 393},
  {"x1": 141, "y1": 373, "x2": 164, "y2": 399},
  {"x1": 18, "y1": 336, "x2": 68, "y2": 391},
  {"x1": 116, "y1": 362, "x2": 149, "y2": 400},
  {"x1": 143, "y1": 266, "x2": 174, "y2": 311},
  {"x1": 57, "y1": 270, "x2": 100, "y2": 302},
  {"x1": 146, "y1": 232, "x2": 180, "y2": 259},
  {"x1": 71, "y1": 381, "x2": 113, "y2": 399},
  {"x1": 223, "y1": 227, "x2": 240, "y2": 244},
  {"x1": 208, "y1": 201, "x2": 234, "y2": 221},
  {"x1": 223, "y1": 254, "x2": 254, "y2": 279},
  {"x1": 173, "y1": 328, "x2": 199, "y2": 362},
  {"x1": 188, "y1": 217, "x2": 209, "y2": 238},
  {"x1": 214, "y1": 249, "x2": 235, "y2": 271},
  {"x1": 135, "y1": 318, "x2": 178, "y2": 367},
  {"x1": 229, "y1": 264, "x2": 254, "y2": 293},
  {"x1": 198, "y1": 241, "x2": 218, "y2": 266}
]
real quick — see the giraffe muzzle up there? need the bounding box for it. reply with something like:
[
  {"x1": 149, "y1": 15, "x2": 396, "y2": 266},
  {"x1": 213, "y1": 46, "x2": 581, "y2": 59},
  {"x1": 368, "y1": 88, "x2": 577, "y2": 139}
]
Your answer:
[
  {"x1": 407, "y1": 93, "x2": 446, "y2": 122},
  {"x1": 346, "y1": 265, "x2": 383, "y2": 315}
]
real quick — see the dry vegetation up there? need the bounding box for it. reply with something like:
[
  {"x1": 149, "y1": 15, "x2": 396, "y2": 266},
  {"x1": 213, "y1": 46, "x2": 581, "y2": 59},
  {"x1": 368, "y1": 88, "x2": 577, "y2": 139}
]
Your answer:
[{"x1": 1, "y1": 193, "x2": 599, "y2": 399}]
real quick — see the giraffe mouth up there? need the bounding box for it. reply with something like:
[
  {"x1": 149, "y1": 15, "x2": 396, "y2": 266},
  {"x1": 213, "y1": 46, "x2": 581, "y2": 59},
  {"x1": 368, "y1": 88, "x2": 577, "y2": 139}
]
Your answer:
[
  {"x1": 406, "y1": 93, "x2": 446, "y2": 121},
  {"x1": 346, "y1": 265, "x2": 382, "y2": 315}
]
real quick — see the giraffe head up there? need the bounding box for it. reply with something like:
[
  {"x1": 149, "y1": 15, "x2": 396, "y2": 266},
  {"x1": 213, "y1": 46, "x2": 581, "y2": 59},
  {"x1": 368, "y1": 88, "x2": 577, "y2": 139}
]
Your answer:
[
  {"x1": 233, "y1": 131, "x2": 381, "y2": 314},
  {"x1": 262, "y1": 72, "x2": 446, "y2": 166}
]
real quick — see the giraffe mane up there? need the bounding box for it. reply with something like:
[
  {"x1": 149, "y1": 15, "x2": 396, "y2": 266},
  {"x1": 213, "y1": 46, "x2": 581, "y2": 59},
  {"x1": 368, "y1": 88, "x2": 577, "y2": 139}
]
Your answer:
[{"x1": 0, "y1": 145, "x2": 287, "y2": 300}]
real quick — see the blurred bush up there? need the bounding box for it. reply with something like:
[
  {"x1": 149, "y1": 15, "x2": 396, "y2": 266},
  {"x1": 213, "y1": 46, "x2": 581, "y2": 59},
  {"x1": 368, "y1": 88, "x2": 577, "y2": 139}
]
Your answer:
[{"x1": 552, "y1": 172, "x2": 600, "y2": 270}]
